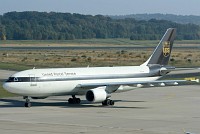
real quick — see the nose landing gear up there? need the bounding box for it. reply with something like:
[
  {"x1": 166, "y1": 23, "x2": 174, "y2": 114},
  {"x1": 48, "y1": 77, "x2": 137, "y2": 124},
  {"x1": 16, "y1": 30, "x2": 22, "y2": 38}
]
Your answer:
[{"x1": 23, "y1": 96, "x2": 31, "y2": 107}]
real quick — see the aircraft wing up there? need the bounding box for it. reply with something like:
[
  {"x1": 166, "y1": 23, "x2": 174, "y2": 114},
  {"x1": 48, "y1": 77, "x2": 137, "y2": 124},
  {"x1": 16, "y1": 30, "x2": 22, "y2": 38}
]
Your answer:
[{"x1": 76, "y1": 79, "x2": 199, "y2": 89}]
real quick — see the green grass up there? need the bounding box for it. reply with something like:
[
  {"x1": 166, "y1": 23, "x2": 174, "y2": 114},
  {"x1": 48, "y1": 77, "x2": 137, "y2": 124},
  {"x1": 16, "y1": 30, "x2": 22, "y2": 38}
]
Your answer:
[
  {"x1": 175, "y1": 40, "x2": 200, "y2": 44},
  {"x1": 0, "y1": 39, "x2": 159, "y2": 46},
  {"x1": 1, "y1": 39, "x2": 200, "y2": 45},
  {"x1": 0, "y1": 62, "x2": 32, "y2": 71}
]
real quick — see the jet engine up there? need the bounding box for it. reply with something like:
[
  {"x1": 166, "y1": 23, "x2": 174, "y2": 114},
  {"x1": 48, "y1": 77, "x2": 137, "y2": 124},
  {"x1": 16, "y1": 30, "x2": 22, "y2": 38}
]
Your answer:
[{"x1": 86, "y1": 87, "x2": 108, "y2": 103}]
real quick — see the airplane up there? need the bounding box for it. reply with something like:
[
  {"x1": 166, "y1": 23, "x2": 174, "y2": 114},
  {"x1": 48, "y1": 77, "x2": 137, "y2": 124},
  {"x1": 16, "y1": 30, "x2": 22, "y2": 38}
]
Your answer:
[{"x1": 2, "y1": 28, "x2": 199, "y2": 107}]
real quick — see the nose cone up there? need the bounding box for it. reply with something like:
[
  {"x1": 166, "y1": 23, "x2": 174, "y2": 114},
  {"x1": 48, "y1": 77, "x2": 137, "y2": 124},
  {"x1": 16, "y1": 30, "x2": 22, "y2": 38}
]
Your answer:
[
  {"x1": 3, "y1": 82, "x2": 11, "y2": 92},
  {"x1": 3, "y1": 82, "x2": 17, "y2": 95}
]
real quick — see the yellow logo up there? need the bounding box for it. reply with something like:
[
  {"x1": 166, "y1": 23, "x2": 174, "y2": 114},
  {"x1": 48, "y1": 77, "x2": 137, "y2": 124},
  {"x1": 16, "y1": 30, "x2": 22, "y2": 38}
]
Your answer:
[{"x1": 163, "y1": 41, "x2": 170, "y2": 57}]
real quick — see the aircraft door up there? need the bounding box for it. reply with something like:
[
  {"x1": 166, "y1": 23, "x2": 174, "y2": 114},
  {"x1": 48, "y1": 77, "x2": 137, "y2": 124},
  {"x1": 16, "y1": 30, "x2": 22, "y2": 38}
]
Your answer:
[{"x1": 29, "y1": 74, "x2": 37, "y2": 86}]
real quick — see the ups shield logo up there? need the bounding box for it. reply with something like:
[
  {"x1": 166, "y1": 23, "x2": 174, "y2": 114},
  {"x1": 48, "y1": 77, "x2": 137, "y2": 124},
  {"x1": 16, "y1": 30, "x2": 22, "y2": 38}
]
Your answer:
[{"x1": 163, "y1": 41, "x2": 170, "y2": 57}]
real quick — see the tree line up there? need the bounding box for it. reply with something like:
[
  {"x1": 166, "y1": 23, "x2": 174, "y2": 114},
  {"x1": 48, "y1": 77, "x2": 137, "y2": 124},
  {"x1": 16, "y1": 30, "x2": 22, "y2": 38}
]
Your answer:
[
  {"x1": 0, "y1": 11, "x2": 200, "y2": 40},
  {"x1": 111, "y1": 13, "x2": 200, "y2": 25}
]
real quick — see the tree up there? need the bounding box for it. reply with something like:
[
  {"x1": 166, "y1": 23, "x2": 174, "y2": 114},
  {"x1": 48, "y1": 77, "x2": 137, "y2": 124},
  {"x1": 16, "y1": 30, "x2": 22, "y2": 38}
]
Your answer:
[
  {"x1": 1, "y1": 33, "x2": 6, "y2": 40},
  {"x1": 0, "y1": 11, "x2": 200, "y2": 40}
]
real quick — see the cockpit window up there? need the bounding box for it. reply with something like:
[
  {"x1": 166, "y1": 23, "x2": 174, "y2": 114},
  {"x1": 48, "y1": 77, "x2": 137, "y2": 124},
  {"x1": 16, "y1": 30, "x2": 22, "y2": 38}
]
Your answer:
[
  {"x1": 6, "y1": 77, "x2": 36, "y2": 82},
  {"x1": 6, "y1": 77, "x2": 18, "y2": 82},
  {"x1": 14, "y1": 77, "x2": 18, "y2": 82},
  {"x1": 6, "y1": 77, "x2": 14, "y2": 82}
]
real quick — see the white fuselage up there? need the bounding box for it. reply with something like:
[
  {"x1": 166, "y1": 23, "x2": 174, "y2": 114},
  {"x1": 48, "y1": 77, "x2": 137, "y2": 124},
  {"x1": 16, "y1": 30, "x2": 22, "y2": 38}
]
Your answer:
[{"x1": 3, "y1": 65, "x2": 160, "y2": 97}]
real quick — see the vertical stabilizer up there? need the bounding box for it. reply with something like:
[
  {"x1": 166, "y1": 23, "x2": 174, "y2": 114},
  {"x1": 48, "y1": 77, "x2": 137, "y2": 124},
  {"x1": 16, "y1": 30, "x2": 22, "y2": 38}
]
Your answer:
[{"x1": 141, "y1": 28, "x2": 176, "y2": 66}]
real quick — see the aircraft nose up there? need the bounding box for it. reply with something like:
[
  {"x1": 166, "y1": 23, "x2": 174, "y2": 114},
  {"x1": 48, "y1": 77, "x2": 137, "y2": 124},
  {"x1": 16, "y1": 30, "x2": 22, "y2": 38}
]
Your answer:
[
  {"x1": 2, "y1": 82, "x2": 14, "y2": 93},
  {"x1": 3, "y1": 82, "x2": 17, "y2": 95},
  {"x1": 3, "y1": 82, "x2": 9, "y2": 91}
]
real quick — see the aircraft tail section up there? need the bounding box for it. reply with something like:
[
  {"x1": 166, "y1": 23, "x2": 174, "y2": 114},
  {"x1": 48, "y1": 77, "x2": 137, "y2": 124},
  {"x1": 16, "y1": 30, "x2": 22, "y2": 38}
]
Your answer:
[{"x1": 141, "y1": 28, "x2": 176, "y2": 66}]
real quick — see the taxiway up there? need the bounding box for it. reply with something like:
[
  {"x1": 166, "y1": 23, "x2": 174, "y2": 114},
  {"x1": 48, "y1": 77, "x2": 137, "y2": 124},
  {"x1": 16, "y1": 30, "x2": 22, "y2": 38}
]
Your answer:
[
  {"x1": 0, "y1": 85, "x2": 200, "y2": 134},
  {"x1": 0, "y1": 70, "x2": 200, "y2": 134}
]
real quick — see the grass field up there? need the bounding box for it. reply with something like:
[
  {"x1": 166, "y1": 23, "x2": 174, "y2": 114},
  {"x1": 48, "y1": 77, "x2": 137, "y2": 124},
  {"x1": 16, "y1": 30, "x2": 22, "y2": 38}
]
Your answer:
[
  {"x1": 0, "y1": 39, "x2": 158, "y2": 46},
  {"x1": 1, "y1": 39, "x2": 200, "y2": 47},
  {"x1": 1, "y1": 39, "x2": 200, "y2": 70},
  {"x1": 0, "y1": 48, "x2": 200, "y2": 70}
]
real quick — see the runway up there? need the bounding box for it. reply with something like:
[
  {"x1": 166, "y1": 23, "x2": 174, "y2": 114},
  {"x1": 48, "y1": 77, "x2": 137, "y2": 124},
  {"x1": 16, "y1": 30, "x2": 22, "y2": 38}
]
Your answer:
[{"x1": 0, "y1": 85, "x2": 200, "y2": 134}]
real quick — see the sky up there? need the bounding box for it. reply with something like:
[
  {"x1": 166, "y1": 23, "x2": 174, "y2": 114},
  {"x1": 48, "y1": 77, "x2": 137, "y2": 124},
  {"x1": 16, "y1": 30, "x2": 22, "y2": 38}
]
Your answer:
[{"x1": 0, "y1": 0, "x2": 200, "y2": 16}]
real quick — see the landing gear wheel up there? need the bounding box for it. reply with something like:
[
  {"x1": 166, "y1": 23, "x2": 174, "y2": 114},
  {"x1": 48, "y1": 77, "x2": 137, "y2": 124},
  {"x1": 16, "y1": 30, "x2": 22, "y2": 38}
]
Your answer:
[
  {"x1": 24, "y1": 96, "x2": 31, "y2": 108},
  {"x1": 102, "y1": 100, "x2": 107, "y2": 106},
  {"x1": 102, "y1": 99, "x2": 115, "y2": 106},
  {"x1": 25, "y1": 102, "x2": 31, "y2": 107},
  {"x1": 76, "y1": 98, "x2": 81, "y2": 104},
  {"x1": 109, "y1": 100, "x2": 115, "y2": 106},
  {"x1": 68, "y1": 98, "x2": 73, "y2": 104},
  {"x1": 68, "y1": 95, "x2": 81, "y2": 104}
]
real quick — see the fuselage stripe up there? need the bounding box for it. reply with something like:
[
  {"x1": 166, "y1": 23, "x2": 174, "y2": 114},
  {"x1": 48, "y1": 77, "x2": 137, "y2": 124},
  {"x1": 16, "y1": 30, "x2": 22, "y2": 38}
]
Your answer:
[{"x1": 6, "y1": 73, "x2": 158, "y2": 83}]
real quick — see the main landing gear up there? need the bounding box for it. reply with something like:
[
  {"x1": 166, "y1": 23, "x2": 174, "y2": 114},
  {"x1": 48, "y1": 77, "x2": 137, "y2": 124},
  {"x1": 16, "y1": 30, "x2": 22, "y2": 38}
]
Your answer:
[
  {"x1": 102, "y1": 99, "x2": 115, "y2": 106},
  {"x1": 23, "y1": 96, "x2": 31, "y2": 107},
  {"x1": 68, "y1": 95, "x2": 81, "y2": 104}
]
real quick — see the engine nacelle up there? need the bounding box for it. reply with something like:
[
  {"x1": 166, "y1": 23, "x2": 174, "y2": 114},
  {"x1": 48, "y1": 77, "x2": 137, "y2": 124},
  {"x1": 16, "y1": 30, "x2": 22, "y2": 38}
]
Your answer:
[{"x1": 86, "y1": 87, "x2": 108, "y2": 103}]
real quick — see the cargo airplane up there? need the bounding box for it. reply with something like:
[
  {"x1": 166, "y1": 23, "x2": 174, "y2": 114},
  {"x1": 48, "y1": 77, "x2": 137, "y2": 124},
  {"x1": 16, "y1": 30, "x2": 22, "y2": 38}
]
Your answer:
[{"x1": 3, "y1": 28, "x2": 199, "y2": 107}]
